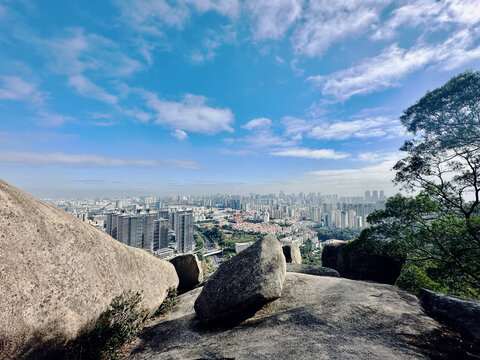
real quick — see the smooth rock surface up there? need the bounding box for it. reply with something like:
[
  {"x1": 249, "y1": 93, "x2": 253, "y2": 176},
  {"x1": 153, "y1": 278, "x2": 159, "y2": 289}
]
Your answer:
[
  {"x1": 194, "y1": 235, "x2": 286, "y2": 326},
  {"x1": 322, "y1": 242, "x2": 404, "y2": 284},
  {"x1": 127, "y1": 273, "x2": 468, "y2": 360},
  {"x1": 282, "y1": 244, "x2": 302, "y2": 264},
  {"x1": 170, "y1": 254, "x2": 203, "y2": 293},
  {"x1": 419, "y1": 288, "x2": 480, "y2": 342},
  {"x1": 0, "y1": 180, "x2": 179, "y2": 359},
  {"x1": 286, "y1": 263, "x2": 340, "y2": 277}
]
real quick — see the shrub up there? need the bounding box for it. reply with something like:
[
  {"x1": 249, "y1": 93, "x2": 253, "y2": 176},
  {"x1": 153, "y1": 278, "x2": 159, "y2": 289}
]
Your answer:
[
  {"x1": 66, "y1": 290, "x2": 147, "y2": 359},
  {"x1": 155, "y1": 287, "x2": 178, "y2": 316}
]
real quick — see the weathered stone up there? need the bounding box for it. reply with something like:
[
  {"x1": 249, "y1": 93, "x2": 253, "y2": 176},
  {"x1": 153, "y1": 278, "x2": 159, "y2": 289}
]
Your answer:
[
  {"x1": 322, "y1": 242, "x2": 404, "y2": 284},
  {"x1": 286, "y1": 263, "x2": 340, "y2": 277},
  {"x1": 170, "y1": 254, "x2": 203, "y2": 293},
  {"x1": 127, "y1": 273, "x2": 478, "y2": 360},
  {"x1": 0, "y1": 180, "x2": 179, "y2": 359},
  {"x1": 419, "y1": 288, "x2": 480, "y2": 342},
  {"x1": 282, "y1": 244, "x2": 302, "y2": 264},
  {"x1": 194, "y1": 235, "x2": 286, "y2": 326}
]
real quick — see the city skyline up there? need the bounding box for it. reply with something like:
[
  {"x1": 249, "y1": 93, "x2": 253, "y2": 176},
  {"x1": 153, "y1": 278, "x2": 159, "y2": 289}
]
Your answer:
[{"x1": 1, "y1": 1, "x2": 480, "y2": 197}]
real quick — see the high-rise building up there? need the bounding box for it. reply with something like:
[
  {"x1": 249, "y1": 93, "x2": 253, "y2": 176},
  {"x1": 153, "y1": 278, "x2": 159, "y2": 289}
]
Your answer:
[
  {"x1": 175, "y1": 211, "x2": 194, "y2": 253},
  {"x1": 372, "y1": 190, "x2": 379, "y2": 202},
  {"x1": 153, "y1": 218, "x2": 169, "y2": 251},
  {"x1": 364, "y1": 191, "x2": 371, "y2": 203}
]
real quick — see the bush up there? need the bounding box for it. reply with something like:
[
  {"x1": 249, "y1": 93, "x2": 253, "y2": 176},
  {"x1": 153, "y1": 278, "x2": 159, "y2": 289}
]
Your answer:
[
  {"x1": 396, "y1": 263, "x2": 444, "y2": 295},
  {"x1": 66, "y1": 290, "x2": 147, "y2": 359},
  {"x1": 155, "y1": 287, "x2": 178, "y2": 316}
]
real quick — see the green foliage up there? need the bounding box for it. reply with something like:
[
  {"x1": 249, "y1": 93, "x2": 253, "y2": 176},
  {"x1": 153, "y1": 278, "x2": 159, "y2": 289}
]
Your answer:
[
  {"x1": 358, "y1": 71, "x2": 480, "y2": 300},
  {"x1": 300, "y1": 240, "x2": 323, "y2": 266},
  {"x1": 314, "y1": 227, "x2": 361, "y2": 242},
  {"x1": 66, "y1": 290, "x2": 147, "y2": 359},
  {"x1": 155, "y1": 287, "x2": 178, "y2": 316},
  {"x1": 396, "y1": 263, "x2": 444, "y2": 295},
  {"x1": 194, "y1": 234, "x2": 203, "y2": 251}
]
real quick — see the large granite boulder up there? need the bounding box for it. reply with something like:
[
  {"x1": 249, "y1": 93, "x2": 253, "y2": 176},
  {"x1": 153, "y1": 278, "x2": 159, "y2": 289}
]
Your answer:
[
  {"x1": 419, "y1": 288, "x2": 480, "y2": 342},
  {"x1": 282, "y1": 244, "x2": 302, "y2": 264},
  {"x1": 0, "y1": 180, "x2": 179, "y2": 359},
  {"x1": 170, "y1": 254, "x2": 203, "y2": 293},
  {"x1": 322, "y1": 242, "x2": 404, "y2": 284},
  {"x1": 194, "y1": 235, "x2": 286, "y2": 326},
  {"x1": 286, "y1": 263, "x2": 340, "y2": 277},
  {"x1": 126, "y1": 273, "x2": 478, "y2": 359}
]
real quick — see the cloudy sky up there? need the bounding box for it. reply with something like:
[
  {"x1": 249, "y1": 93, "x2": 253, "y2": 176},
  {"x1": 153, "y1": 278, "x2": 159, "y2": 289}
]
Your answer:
[{"x1": 1, "y1": 0, "x2": 480, "y2": 198}]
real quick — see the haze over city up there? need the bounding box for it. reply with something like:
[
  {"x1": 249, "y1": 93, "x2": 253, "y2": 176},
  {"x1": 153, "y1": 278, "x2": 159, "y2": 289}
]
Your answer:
[{"x1": 1, "y1": 1, "x2": 480, "y2": 197}]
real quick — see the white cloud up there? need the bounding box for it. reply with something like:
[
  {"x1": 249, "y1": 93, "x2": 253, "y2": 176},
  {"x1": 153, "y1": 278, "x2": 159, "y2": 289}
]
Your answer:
[
  {"x1": 282, "y1": 114, "x2": 403, "y2": 141},
  {"x1": 0, "y1": 76, "x2": 72, "y2": 126},
  {"x1": 141, "y1": 91, "x2": 234, "y2": 134},
  {"x1": 172, "y1": 129, "x2": 189, "y2": 140},
  {"x1": 0, "y1": 151, "x2": 160, "y2": 167},
  {"x1": 190, "y1": 25, "x2": 236, "y2": 64},
  {"x1": 67, "y1": 75, "x2": 118, "y2": 105},
  {"x1": 0, "y1": 150, "x2": 203, "y2": 170},
  {"x1": 275, "y1": 55, "x2": 285, "y2": 64},
  {"x1": 297, "y1": 159, "x2": 397, "y2": 193},
  {"x1": 36, "y1": 111, "x2": 73, "y2": 126},
  {"x1": 309, "y1": 29, "x2": 480, "y2": 100},
  {"x1": 115, "y1": 0, "x2": 239, "y2": 34},
  {"x1": 242, "y1": 117, "x2": 272, "y2": 130},
  {"x1": 309, "y1": 116, "x2": 402, "y2": 140},
  {"x1": 121, "y1": 108, "x2": 152, "y2": 122},
  {"x1": 44, "y1": 28, "x2": 143, "y2": 77},
  {"x1": 165, "y1": 158, "x2": 202, "y2": 170},
  {"x1": 0, "y1": 76, "x2": 44, "y2": 103},
  {"x1": 373, "y1": 0, "x2": 480, "y2": 40},
  {"x1": 271, "y1": 147, "x2": 349, "y2": 159},
  {"x1": 356, "y1": 152, "x2": 401, "y2": 163},
  {"x1": 246, "y1": 0, "x2": 304, "y2": 40},
  {"x1": 186, "y1": 0, "x2": 240, "y2": 18},
  {"x1": 292, "y1": 0, "x2": 389, "y2": 57}
]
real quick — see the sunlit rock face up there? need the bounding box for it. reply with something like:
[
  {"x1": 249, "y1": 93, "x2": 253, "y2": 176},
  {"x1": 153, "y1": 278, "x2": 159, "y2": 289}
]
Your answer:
[{"x1": 0, "y1": 179, "x2": 179, "y2": 359}]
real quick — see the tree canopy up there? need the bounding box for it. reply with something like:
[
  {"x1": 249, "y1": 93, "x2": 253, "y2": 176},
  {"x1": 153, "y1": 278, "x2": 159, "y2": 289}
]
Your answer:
[{"x1": 363, "y1": 71, "x2": 480, "y2": 299}]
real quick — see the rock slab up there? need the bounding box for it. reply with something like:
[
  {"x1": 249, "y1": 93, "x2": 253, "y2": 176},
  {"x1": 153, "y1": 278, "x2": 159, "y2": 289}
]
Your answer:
[
  {"x1": 127, "y1": 273, "x2": 469, "y2": 360},
  {"x1": 286, "y1": 263, "x2": 340, "y2": 277},
  {"x1": 194, "y1": 235, "x2": 286, "y2": 326},
  {"x1": 322, "y1": 242, "x2": 404, "y2": 284},
  {"x1": 282, "y1": 244, "x2": 302, "y2": 264},
  {"x1": 170, "y1": 254, "x2": 203, "y2": 293},
  {"x1": 419, "y1": 288, "x2": 480, "y2": 342},
  {"x1": 0, "y1": 180, "x2": 179, "y2": 359}
]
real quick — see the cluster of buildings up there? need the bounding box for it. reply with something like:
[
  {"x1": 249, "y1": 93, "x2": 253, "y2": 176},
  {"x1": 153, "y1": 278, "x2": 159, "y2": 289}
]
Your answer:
[
  {"x1": 105, "y1": 210, "x2": 193, "y2": 258},
  {"x1": 48, "y1": 189, "x2": 388, "y2": 259}
]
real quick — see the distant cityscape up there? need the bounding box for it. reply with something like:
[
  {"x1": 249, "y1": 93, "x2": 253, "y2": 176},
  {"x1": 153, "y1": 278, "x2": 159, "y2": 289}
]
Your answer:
[{"x1": 47, "y1": 190, "x2": 388, "y2": 263}]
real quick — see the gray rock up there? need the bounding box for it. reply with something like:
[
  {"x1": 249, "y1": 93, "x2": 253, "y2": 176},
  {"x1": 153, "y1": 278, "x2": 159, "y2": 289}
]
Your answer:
[
  {"x1": 286, "y1": 263, "x2": 340, "y2": 277},
  {"x1": 282, "y1": 244, "x2": 302, "y2": 264},
  {"x1": 194, "y1": 235, "x2": 286, "y2": 326},
  {"x1": 126, "y1": 273, "x2": 471, "y2": 360},
  {"x1": 419, "y1": 288, "x2": 480, "y2": 342},
  {"x1": 170, "y1": 254, "x2": 203, "y2": 293},
  {"x1": 322, "y1": 242, "x2": 404, "y2": 284},
  {"x1": 0, "y1": 179, "x2": 179, "y2": 360}
]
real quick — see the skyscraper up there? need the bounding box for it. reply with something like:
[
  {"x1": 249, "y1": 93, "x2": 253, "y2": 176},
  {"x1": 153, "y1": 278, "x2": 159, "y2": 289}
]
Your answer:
[
  {"x1": 153, "y1": 218, "x2": 169, "y2": 251},
  {"x1": 175, "y1": 211, "x2": 194, "y2": 253},
  {"x1": 364, "y1": 190, "x2": 371, "y2": 203}
]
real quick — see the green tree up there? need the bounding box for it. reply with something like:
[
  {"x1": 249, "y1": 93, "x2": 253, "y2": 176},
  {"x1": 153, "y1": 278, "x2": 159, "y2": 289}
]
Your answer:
[{"x1": 364, "y1": 71, "x2": 480, "y2": 299}]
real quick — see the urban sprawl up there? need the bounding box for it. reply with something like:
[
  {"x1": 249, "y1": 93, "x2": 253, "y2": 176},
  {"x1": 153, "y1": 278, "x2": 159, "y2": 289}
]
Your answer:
[{"x1": 48, "y1": 190, "x2": 387, "y2": 266}]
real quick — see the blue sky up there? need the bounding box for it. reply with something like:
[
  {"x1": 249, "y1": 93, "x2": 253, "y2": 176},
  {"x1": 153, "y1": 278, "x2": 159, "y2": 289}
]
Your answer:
[{"x1": 1, "y1": 0, "x2": 480, "y2": 198}]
